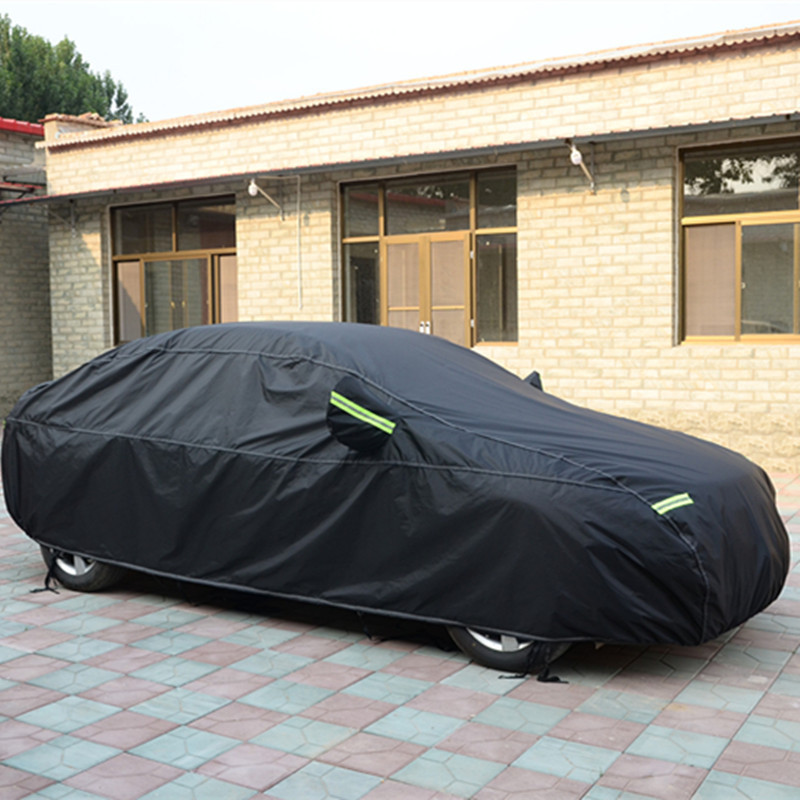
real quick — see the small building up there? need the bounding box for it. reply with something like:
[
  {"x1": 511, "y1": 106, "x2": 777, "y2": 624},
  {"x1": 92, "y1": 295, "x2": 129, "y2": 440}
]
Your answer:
[
  {"x1": 4, "y1": 22, "x2": 800, "y2": 471},
  {"x1": 0, "y1": 117, "x2": 50, "y2": 415}
]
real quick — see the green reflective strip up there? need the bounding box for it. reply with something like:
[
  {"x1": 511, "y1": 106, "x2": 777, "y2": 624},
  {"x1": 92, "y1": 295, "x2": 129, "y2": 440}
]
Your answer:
[
  {"x1": 330, "y1": 391, "x2": 396, "y2": 435},
  {"x1": 652, "y1": 493, "x2": 694, "y2": 516}
]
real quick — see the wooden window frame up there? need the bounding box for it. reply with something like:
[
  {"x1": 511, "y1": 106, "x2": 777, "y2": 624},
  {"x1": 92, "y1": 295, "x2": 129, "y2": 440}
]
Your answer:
[
  {"x1": 341, "y1": 168, "x2": 518, "y2": 346},
  {"x1": 111, "y1": 195, "x2": 236, "y2": 344},
  {"x1": 680, "y1": 148, "x2": 800, "y2": 344}
]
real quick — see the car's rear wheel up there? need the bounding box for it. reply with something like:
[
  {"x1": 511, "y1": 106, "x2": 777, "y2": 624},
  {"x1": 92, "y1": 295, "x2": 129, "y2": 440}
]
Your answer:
[
  {"x1": 447, "y1": 626, "x2": 571, "y2": 673},
  {"x1": 40, "y1": 546, "x2": 123, "y2": 592}
]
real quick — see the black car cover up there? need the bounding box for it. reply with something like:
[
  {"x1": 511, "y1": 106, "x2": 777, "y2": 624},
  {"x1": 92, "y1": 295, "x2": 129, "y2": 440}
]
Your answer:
[{"x1": 1, "y1": 322, "x2": 789, "y2": 646}]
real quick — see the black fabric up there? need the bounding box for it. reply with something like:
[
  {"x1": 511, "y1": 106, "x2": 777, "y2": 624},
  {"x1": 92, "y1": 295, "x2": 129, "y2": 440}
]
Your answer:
[
  {"x1": 1, "y1": 322, "x2": 789, "y2": 646},
  {"x1": 524, "y1": 370, "x2": 543, "y2": 390}
]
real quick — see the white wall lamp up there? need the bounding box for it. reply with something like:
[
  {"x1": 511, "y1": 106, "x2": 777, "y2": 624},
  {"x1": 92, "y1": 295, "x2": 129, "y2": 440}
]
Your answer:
[
  {"x1": 247, "y1": 178, "x2": 284, "y2": 219},
  {"x1": 566, "y1": 140, "x2": 596, "y2": 194}
]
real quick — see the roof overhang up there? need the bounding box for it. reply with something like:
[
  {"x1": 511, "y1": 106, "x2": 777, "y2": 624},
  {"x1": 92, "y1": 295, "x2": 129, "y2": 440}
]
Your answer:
[
  {"x1": 0, "y1": 118, "x2": 44, "y2": 137},
  {"x1": 4, "y1": 112, "x2": 800, "y2": 213},
  {"x1": 39, "y1": 21, "x2": 800, "y2": 153}
]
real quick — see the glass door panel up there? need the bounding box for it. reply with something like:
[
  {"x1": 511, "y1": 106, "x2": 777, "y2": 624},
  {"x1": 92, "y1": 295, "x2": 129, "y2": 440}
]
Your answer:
[
  {"x1": 430, "y1": 237, "x2": 468, "y2": 346},
  {"x1": 145, "y1": 258, "x2": 210, "y2": 335},
  {"x1": 386, "y1": 242, "x2": 420, "y2": 332}
]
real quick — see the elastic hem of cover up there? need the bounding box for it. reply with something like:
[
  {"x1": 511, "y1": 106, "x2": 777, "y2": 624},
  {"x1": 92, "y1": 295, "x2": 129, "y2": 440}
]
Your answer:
[{"x1": 30, "y1": 536, "x2": 591, "y2": 645}]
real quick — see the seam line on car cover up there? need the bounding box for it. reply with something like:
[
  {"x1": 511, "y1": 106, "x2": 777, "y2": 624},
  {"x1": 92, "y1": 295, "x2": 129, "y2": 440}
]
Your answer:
[
  {"x1": 329, "y1": 391, "x2": 396, "y2": 435},
  {"x1": 652, "y1": 493, "x2": 694, "y2": 515},
  {"x1": 8, "y1": 417, "x2": 641, "y2": 493}
]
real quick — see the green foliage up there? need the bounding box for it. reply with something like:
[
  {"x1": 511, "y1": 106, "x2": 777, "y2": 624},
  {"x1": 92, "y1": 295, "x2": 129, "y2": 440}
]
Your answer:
[{"x1": 0, "y1": 14, "x2": 138, "y2": 123}]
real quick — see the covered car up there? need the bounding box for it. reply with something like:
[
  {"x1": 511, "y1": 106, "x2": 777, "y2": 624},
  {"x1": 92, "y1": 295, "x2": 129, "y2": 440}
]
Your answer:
[{"x1": 1, "y1": 322, "x2": 790, "y2": 672}]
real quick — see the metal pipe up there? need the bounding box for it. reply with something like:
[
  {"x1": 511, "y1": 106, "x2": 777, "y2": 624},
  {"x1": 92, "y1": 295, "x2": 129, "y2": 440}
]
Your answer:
[{"x1": 297, "y1": 175, "x2": 303, "y2": 310}]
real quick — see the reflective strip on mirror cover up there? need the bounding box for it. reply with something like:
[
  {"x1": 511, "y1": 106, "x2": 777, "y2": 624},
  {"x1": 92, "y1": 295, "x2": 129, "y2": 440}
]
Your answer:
[
  {"x1": 329, "y1": 391, "x2": 396, "y2": 435},
  {"x1": 652, "y1": 493, "x2": 694, "y2": 515}
]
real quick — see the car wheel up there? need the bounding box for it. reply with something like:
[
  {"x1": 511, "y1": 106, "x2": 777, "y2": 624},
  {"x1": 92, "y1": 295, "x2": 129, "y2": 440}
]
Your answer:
[
  {"x1": 447, "y1": 626, "x2": 571, "y2": 673},
  {"x1": 39, "y1": 546, "x2": 124, "y2": 592}
]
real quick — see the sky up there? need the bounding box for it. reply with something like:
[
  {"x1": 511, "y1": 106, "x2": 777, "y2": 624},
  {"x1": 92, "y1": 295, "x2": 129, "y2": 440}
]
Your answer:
[{"x1": 3, "y1": 0, "x2": 800, "y2": 123}]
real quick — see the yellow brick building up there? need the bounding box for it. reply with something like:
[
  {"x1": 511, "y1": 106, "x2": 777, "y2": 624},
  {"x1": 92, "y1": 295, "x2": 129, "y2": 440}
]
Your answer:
[{"x1": 8, "y1": 22, "x2": 800, "y2": 471}]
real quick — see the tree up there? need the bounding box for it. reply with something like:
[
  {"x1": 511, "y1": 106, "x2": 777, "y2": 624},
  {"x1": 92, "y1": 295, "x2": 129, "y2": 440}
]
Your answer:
[{"x1": 0, "y1": 15, "x2": 139, "y2": 124}]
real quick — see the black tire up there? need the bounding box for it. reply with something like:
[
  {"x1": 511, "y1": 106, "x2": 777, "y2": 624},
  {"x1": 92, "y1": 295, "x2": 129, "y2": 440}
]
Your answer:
[
  {"x1": 447, "y1": 626, "x2": 571, "y2": 673},
  {"x1": 40, "y1": 546, "x2": 124, "y2": 592}
]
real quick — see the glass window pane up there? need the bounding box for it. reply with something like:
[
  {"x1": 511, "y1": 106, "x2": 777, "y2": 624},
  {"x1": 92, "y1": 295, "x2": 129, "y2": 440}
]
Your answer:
[
  {"x1": 218, "y1": 254, "x2": 238, "y2": 323},
  {"x1": 683, "y1": 224, "x2": 736, "y2": 336},
  {"x1": 343, "y1": 243, "x2": 380, "y2": 324},
  {"x1": 116, "y1": 261, "x2": 142, "y2": 341},
  {"x1": 741, "y1": 224, "x2": 795, "y2": 334},
  {"x1": 683, "y1": 148, "x2": 800, "y2": 217},
  {"x1": 476, "y1": 234, "x2": 517, "y2": 342},
  {"x1": 343, "y1": 184, "x2": 379, "y2": 237},
  {"x1": 145, "y1": 258, "x2": 210, "y2": 335},
  {"x1": 386, "y1": 176, "x2": 470, "y2": 234},
  {"x1": 477, "y1": 169, "x2": 516, "y2": 228},
  {"x1": 113, "y1": 204, "x2": 172, "y2": 255},
  {"x1": 177, "y1": 198, "x2": 235, "y2": 250}
]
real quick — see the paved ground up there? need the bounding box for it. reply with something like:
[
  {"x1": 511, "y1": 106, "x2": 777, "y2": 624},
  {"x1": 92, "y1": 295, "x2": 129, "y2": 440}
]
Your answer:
[{"x1": 0, "y1": 474, "x2": 798, "y2": 800}]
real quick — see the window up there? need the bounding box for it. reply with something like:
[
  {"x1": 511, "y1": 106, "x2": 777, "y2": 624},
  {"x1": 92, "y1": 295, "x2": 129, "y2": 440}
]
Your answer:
[
  {"x1": 342, "y1": 168, "x2": 517, "y2": 346},
  {"x1": 682, "y1": 144, "x2": 800, "y2": 340},
  {"x1": 112, "y1": 196, "x2": 237, "y2": 342}
]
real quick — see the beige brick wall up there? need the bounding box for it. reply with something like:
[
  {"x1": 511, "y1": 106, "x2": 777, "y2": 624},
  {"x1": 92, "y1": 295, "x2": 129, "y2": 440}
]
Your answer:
[
  {"x1": 236, "y1": 174, "x2": 338, "y2": 322},
  {"x1": 48, "y1": 201, "x2": 110, "y2": 376},
  {"x1": 43, "y1": 39, "x2": 800, "y2": 196}
]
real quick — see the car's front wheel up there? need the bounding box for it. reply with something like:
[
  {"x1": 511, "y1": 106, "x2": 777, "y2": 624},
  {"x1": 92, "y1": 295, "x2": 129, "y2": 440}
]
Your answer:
[
  {"x1": 447, "y1": 626, "x2": 571, "y2": 673},
  {"x1": 40, "y1": 546, "x2": 124, "y2": 592}
]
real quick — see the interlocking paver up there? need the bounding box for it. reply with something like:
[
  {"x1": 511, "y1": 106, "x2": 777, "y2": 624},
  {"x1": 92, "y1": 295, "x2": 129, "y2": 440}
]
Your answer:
[
  {"x1": 196, "y1": 742, "x2": 307, "y2": 792},
  {"x1": 318, "y1": 731, "x2": 426, "y2": 776},
  {"x1": 63, "y1": 752, "x2": 183, "y2": 799},
  {"x1": 0, "y1": 471, "x2": 798, "y2": 798}
]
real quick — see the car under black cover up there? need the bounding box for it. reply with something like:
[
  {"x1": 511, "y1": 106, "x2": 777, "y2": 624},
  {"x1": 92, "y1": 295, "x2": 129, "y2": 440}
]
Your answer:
[{"x1": 1, "y1": 322, "x2": 790, "y2": 672}]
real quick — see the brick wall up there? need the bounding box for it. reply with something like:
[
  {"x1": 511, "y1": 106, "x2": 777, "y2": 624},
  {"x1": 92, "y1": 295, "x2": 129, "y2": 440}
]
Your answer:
[
  {"x1": 0, "y1": 130, "x2": 50, "y2": 418},
  {"x1": 0, "y1": 203, "x2": 51, "y2": 416},
  {"x1": 48, "y1": 201, "x2": 110, "y2": 376},
  {"x1": 43, "y1": 40, "x2": 800, "y2": 196}
]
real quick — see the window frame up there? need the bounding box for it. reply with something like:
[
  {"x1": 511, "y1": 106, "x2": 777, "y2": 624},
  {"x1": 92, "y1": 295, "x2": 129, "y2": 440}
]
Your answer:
[
  {"x1": 680, "y1": 141, "x2": 800, "y2": 343},
  {"x1": 111, "y1": 195, "x2": 237, "y2": 344},
  {"x1": 340, "y1": 168, "x2": 518, "y2": 346}
]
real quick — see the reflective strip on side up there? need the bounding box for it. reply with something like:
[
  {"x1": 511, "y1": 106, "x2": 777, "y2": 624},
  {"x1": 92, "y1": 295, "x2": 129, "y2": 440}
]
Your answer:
[
  {"x1": 329, "y1": 391, "x2": 396, "y2": 435},
  {"x1": 652, "y1": 492, "x2": 695, "y2": 516}
]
